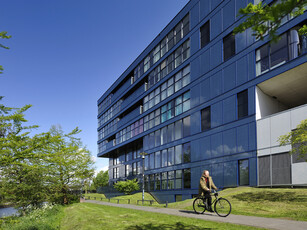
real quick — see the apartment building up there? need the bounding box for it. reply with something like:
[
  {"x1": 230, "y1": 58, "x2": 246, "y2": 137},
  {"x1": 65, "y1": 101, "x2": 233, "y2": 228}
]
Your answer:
[{"x1": 97, "y1": 0, "x2": 307, "y2": 202}]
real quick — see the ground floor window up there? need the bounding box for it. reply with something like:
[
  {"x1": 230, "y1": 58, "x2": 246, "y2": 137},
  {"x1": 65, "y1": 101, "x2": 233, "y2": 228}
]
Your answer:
[{"x1": 239, "y1": 159, "x2": 249, "y2": 186}]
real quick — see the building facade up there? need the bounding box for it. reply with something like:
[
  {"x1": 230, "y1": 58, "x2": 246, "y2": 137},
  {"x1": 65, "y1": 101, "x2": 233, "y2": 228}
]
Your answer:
[{"x1": 97, "y1": 0, "x2": 307, "y2": 202}]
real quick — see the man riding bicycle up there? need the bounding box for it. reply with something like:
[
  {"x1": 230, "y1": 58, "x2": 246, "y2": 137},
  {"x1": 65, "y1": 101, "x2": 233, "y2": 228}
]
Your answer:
[{"x1": 198, "y1": 170, "x2": 218, "y2": 212}]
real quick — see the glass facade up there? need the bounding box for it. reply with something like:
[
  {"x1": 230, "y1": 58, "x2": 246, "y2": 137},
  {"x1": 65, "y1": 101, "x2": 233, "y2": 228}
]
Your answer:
[{"x1": 98, "y1": 0, "x2": 306, "y2": 201}]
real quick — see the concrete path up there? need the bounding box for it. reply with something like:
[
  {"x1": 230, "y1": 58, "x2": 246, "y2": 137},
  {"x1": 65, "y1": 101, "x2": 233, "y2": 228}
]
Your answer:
[{"x1": 83, "y1": 199, "x2": 307, "y2": 230}]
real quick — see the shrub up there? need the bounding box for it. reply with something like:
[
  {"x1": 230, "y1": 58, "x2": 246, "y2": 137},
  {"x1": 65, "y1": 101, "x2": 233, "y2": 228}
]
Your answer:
[
  {"x1": 113, "y1": 179, "x2": 140, "y2": 195},
  {"x1": 1, "y1": 204, "x2": 64, "y2": 230}
]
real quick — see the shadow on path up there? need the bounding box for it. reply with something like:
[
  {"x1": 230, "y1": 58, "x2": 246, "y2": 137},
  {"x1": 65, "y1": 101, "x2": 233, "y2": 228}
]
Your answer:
[
  {"x1": 125, "y1": 222, "x2": 215, "y2": 230},
  {"x1": 179, "y1": 210, "x2": 215, "y2": 217}
]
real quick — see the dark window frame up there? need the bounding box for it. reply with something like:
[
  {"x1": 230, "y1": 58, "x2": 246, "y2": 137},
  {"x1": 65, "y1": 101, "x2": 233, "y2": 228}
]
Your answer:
[
  {"x1": 223, "y1": 32, "x2": 236, "y2": 61},
  {"x1": 200, "y1": 20, "x2": 210, "y2": 48}
]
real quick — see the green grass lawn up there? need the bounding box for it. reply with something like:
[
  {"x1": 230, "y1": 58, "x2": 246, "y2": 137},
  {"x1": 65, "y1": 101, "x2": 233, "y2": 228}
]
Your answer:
[
  {"x1": 86, "y1": 192, "x2": 163, "y2": 206},
  {"x1": 87, "y1": 187, "x2": 307, "y2": 221},
  {"x1": 169, "y1": 187, "x2": 307, "y2": 221},
  {"x1": 60, "y1": 202, "x2": 263, "y2": 230}
]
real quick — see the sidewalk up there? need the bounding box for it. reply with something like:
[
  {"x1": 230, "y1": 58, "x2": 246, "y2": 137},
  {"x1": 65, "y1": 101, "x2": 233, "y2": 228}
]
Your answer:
[{"x1": 83, "y1": 199, "x2": 307, "y2": 230}]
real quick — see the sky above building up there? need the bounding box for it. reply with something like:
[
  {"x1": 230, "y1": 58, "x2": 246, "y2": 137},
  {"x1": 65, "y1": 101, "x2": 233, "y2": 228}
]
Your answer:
[{"x1": 0, "y1": 0, "x2": 189, "y2": 173}]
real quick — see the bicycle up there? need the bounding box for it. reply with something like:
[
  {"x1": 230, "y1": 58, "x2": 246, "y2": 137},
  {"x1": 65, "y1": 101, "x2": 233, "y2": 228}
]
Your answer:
[{"x1": 193, "y1": 190, "x2": 231, "y2": 217}]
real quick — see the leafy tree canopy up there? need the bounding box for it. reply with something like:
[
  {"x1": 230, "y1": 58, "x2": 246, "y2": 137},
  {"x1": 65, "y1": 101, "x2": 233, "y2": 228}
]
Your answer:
[
  {"x1": 279, "y1": 119, "x2": 307, "y2": 161},
  {"x1": 234, "y1": 0, "x2": 307, "y2": 42}
]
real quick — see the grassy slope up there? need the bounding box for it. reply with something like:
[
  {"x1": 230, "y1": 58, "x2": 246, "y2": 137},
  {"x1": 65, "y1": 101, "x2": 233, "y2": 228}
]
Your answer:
[
  {"x1": 86, "y1": 192, "x2": 162, "y2": 206},
  {"x1": 88, "y1": 187, "x2": 307, "y2": 221},
  {"x1": 168, "y1": 187, "x2": 307, "y2": 221},
  {"x1": 60, "y1": 202, "x2": 263, "y2": 230}
]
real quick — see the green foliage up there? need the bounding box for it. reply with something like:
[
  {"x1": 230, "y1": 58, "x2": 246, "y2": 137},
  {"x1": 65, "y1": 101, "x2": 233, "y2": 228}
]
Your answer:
[
  {"x1": 0, "y1": 99, "x2": 51, "y2": 211},
  {"x1": 44, "y1": 125, "x2": 95, "y2": 205},
  {"x1": 113, "y1": 179, "x2": 140, "y2": 195},
  {"x1": 234, "y1": 0, "x2": 307, "y2": 42},
  {"x1": 92, "y1": 170, "x2": 109, "y2": 189},
  {"x1": 279, "y1": 119, "x2": 307, "y2": 160},
  {"x1": 1, "y1": 204, "x2": 64, "y2": 230},
  {"x1": 0, "y1": 99, "x2": 95, "y2": 211},
  {"x1": 0, "y1": 30, "x2": 11, "y2": 74}
]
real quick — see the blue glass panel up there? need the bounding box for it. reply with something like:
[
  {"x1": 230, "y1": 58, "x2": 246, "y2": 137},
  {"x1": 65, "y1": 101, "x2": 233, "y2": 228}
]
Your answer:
[
  {"x1": 190, "y1": 2, "x2": 200, "y2": 29},
  {"x1": 200, "y1": 0, "x2": 211, "y2": 20},
  {"x1": 211, "y1": 10, "x2": 222, "y2": 39},
  {"x1": 191, "y1": 166, "x2": 201, "y2": 189},
  {"x1": 211, "y1": 101, "x2": 223, "y2": 128},
  {"x1": 191, "y1": 56, "x2": 201, "y2": 81},
  {"x1": 211, "y1": 163, "x2": 223, "y2": 188},
  {"x1": 223, "y1": 95, "x2": 236, "y2": 123},
  {"x1": 224, "y1": 161, "x2": 237, "y2": 187},
  {"x1": 200, "y1": 50, "x2": 210, "y2": 75},
  {"x1": 223, "y1": 62, "x2": 236, "y2": 92},
  {"x1": 249, "y1": 122, "x2": 256, "y2": 150},
  {"x1": 210, "y1": 71, "x2": 222, "y2": 98},
  {"x1": 211, "y1": 132, "x2": 223, "y2": 158},
  {"x1": 191, "y1": 139, "x2": 201, "y2": 162},
  {"x1": 237, "y1": 124, "x2": 249, "y2": 153},
  {"x1": 200, "y1": 136, "x2": 211, "y2": 160},
  {"x1": 236, "y1": 30, "x2": 247, "y2": 53},
  {"x1": 223, "y1": 128, "x2": 236, "y2": 155},
  {"x1": 249, "y1": 157, "x2": 257, "y2": 186},
  {"x1": 200, "y1": 77, "x2": 210, "y2": 103},
  {"x1": 210, "y1": 41, "x2": 222, "y2": 69},
  {"x1": 223, "y1": 0, "x2": 235, "y2": 30},
  {"x1": 236, "y1": 56, "x2": 248, "y2": 86}
]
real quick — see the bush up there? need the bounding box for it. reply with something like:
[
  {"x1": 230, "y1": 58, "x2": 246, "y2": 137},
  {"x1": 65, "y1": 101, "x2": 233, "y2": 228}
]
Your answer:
[
  {"x1": 113, "y1": 179, "x2": 140, "y2": 195},
  {"x1": 1, "y1": 204, "x2": 64, "y2": 230}
]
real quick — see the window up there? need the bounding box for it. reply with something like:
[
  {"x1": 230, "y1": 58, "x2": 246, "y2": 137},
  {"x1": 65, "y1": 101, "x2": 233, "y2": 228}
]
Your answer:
[
  {"x1": 132, "y1": 162, "x2": 137, "y2": 176},
  {"x1": 237, "y1": 90, "x2": 248, "y2": 119},
  {"x1": 175, "y1": 170, "x2": 182, "y2": 189},
  {"x1": 125, "y1": 165, "x2": 130, "y2": 177},
  {"x1": 174, "y1": 120, "x2": 182, "y2": 140},
  {"x1": 256, "y1": 33, "x2": 288, "y2": 76},
  {"x1": 183, "y1": 168, "x2": 191, "y2": 188},
  {"x1": 150, "y1": 174, "x2": 155, "y2": 191},
  {"x1": 149, "y1": 153, "x2": 155, "y2": 170},
  {"x1": 168, "y1": 171, "x2": 175, "y2": 189},
  {"x1": 183, "y1": 116, "x2": 190, "y2": 137},
  {"x1": 183, "y1": 142, "x2": 191, "y2": 163},
  {"x1": 168, "y1": 147, "x2": 174, "y2": 166},
  {"x1": 239, "y1": 159, "x2": 249, "y2": 186},
  {"x1": 175, "y1": 145, "x2": 182, "y2": 165},
  {"x1": 223, "y1": 32, "x2": 235, "y2": 61},
  {"x1": 155, "y1": 151, "x2": 161, "y2": 168},
  {"x1": 200, "y1": 21, "x2": 210, "y2": 48},
  {"x1": 155, "y1": 173, "x2": 161, "y2": 190},
  {"x1": 161, "y1": 172, "x2": 167, "y2": 190},
  {"x1": 201, "y1": 107, "x2": 211, "y2": 131},
  {"x1": 162, "y1": 149, "x2": 168, "y2": 167}
]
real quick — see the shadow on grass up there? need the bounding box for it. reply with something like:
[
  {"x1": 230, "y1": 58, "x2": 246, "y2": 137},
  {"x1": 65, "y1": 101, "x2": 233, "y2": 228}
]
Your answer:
[
  {"x1": 232, "y1": 191, "x2": 307, "y2": 202},
  {"x1": 125, "y1": 222, "x2": 215, "y2": 230}
]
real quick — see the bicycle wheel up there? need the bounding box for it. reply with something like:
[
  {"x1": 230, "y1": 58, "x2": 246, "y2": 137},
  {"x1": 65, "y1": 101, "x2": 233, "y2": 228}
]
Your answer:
[
  {"x1": 214, "y1": 198, "x2": 231, "y2": 217},
  {"x1": 193, "y1": 197, "x2": 206, "y2": 214}
]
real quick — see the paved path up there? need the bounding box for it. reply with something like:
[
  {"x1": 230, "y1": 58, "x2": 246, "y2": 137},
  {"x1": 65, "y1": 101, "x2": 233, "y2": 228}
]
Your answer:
[{"x1": 83, "y1": 199, "x2": 307, "y2": 230}]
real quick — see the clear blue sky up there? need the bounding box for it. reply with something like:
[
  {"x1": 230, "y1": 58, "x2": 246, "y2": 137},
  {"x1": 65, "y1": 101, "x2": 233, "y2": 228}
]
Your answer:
[{"x1": 0, "y1": 0, "x2": 189, "y2": 173}]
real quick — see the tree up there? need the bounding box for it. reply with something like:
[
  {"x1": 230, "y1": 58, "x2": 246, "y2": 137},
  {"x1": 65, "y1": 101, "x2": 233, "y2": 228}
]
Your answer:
[
  {"x1": 45, "y1": 125, "x2": 95, "y2": 204},
  {"x1": 0, "y1": 99, "x2": 51, "y2": 213},
  {"x1": 113, "y1": 179, "x2": 140, "y2": 195},
  {"x1": 279, "y1": 119, "x2": 307, "y2": 160},
  {"x1": 93, "y1": 170, "x2": 109, "y2": 189},
  {"x1": 234, "y1": 0, "x2": 307, "y2": 42},
  {"x1": 0, "y1": 31, "x2": 11, "y2": 74}
]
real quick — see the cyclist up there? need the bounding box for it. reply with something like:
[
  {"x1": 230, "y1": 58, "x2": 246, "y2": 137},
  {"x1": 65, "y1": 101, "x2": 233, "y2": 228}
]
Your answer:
[{"x1": 198, "y1": 170, "x2": 218, "y2": 212}]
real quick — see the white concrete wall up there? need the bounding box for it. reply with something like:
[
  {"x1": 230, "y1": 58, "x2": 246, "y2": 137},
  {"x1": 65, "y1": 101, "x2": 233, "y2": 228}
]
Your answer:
[
  {"x1": 255, "y1": 86, "x2": 288, "y2": 120},
  {"x1": 292, "y1": 162, "x2": 307, "y2": 184},
  {"x1": 256, "y1": 104, "x2": 307, "y2": 185},
  {"x1": 257, "y1": 104, "x2": 307, "y2": 156}
]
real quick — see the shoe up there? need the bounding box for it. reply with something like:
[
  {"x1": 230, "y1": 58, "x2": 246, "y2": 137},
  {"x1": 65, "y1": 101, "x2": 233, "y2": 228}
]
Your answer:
[{"x1": 208, "y1": 207, "x2": 214, "y2": 213}]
